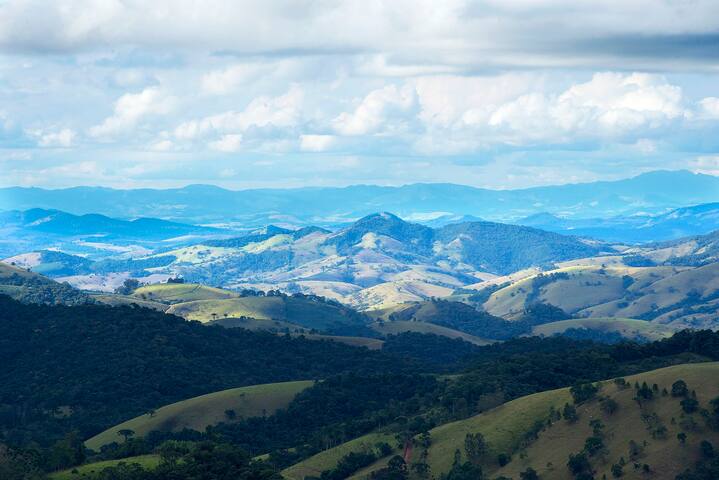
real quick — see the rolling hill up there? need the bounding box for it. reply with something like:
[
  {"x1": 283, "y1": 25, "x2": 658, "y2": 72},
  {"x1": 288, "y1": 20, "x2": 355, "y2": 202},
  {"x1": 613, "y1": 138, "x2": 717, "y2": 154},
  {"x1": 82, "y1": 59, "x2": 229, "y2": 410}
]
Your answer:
[
  {"x1": 284, "y1": 363, "x2": 719, "y2": 480},
  {"x1": 0, "y1": 261, "x2": 90, "y2": 305},
  {"x1": 75, "y1": 212, "x2": 605, "y2": 310},
  {"x1": 86, "y1": 380, "x2": 314, "y2": 451}
]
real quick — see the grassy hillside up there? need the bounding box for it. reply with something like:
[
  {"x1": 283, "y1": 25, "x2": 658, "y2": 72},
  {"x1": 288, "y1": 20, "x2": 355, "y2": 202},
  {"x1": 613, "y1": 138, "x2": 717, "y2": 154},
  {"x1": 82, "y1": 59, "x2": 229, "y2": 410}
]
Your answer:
[
  {"x1": 531, "y1": 317, "x2": 676, "y2": 342},
  {"x1": 480, "y1": 263, "x2": 719, "y2": 329},
  {"x1": 91, "y1": 293, "x2": 169, "y2": 312},
  {"x1": 0, "y1": 261, "x2": 90, "y2": 305},
  {"x1": 131, "y1": 283, "x2": 239, "y2": 303},
  {"x1": 284, "y1": 363, "x2": 719, "y2": 480},
  {"x1": 497, "y1": 363, "x2": 719, "y2": 480},
  {"x1": 282, "y1": 432, "x2": 395, "y2": 480},
  {"x1": 371, "y1": 320, "x2": 491, "y2": 346},
  {"x1": 86, "y1": 380, "x2": 314, "y2": 451},
  {"x1": 49, "y1": 455, "x2": 160, "y2": 480}
]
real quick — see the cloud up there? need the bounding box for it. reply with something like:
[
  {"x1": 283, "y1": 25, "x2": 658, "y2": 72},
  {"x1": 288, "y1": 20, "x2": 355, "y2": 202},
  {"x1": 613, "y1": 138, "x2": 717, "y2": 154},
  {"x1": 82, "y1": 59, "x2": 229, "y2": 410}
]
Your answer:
[
  {"x1": 37, "y1": 128, "x2": 76, "y2": 147},
  {"x1": 174, "y1": 86, "x2": 303, "y2": 144},
  {"x1": 300, "y1": 134, "x2": 336, "y2": 152},
  {"x1": 209, "y1": 134, "x2": 242, "y2": 152},
  {"x1": 201, "y1": 63, "x2": 268, "y2": 95},
  {"x1": 700, "y1": 97, "x2": 719, "y2": 118},
  {"x1": 1, "y1": 0, "x2": 718, "y2": 72},
  {"x1": 90, "y1": 87, "x2": 176, "y2": 138},
  {"x1": 333, "y1": 84, "x2": 417, "y2": 136}
]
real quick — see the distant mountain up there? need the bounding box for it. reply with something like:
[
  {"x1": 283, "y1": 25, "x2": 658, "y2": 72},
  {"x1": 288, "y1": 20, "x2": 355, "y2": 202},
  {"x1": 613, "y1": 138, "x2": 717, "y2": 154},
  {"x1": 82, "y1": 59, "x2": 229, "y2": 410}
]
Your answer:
[
  {"x1": 517, "y1": 201, "x2": 719, "y2": 243},
  {"x1": 2, "y1": 170, "x2": 717, "y2": 225},
  {"x1": 0, "y1": 208, "x2": 220, "y2": 239},
  {"x1": 50, "y1": 212, "x2": 604, "y2": 309}
]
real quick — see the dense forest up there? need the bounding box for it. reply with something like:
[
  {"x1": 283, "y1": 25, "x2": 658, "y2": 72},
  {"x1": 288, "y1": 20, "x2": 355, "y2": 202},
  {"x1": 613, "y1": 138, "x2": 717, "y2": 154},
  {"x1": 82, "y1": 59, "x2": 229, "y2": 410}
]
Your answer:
[{"x1": 2, "y1": 293, "x2": 719, "y2": 479}]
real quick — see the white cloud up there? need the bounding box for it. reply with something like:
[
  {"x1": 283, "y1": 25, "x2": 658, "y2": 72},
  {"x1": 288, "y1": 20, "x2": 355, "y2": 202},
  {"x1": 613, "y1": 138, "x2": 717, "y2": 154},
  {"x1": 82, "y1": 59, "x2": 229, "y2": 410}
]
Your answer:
[
  {"x1": 209, "y1": 134, "x2": 242, "y2": 152},
  {"x1": 333, "y1": 84, "x2": 416, "y2": 136},
  {"x1": 90, "y1": 87, "x2": 176, "y2": 138},
  {"x1": 690, "y1": 155, "x2": 719, "y2": 176},
  {"x1": 201, "y1": 64, "x2": 268, "y2": 95},
  {"x1": 300, "y1": 134, "x2": 336, "y2": 152},
  {"x1": 700, "y1": 97, "x2": 719, "y2": 118},
  {"x1": 37, "y1": 128, "x2": 76, "y2": 147},
  {"x1": 175, "y1": 86, "x2": 303, "y2": 141}
]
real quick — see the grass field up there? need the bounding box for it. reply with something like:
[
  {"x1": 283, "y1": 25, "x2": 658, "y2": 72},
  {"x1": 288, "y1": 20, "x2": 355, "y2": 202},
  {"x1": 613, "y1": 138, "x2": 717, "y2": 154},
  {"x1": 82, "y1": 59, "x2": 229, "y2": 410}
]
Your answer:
[
  {"x1": 132, "y1": 283, "x2": 239, "y2": 304},
  {"x1": 497, "y1": 362, "x2": 719, "y2": 480},
  {"x1": 282, "y1": 432, "x2": 395, "y2": 480},
  {"x1": 371, "y1": 320, "x2": 492, "y2": 346},
  {"x1": 284, "y1": 363, "x2": 719, "y2": 480},
  {"x1": 531, "y1": 317, "x2": 676, "y2": 341},
  {"x1": 86, "y1": 380, "x2": 313, "y2": 451},
  {"x1": 49, "y1": 455, "x2": 160, "y2": 480},
  {"x1": 92, "y1": 293, "x2": 169, "y2": 312}
]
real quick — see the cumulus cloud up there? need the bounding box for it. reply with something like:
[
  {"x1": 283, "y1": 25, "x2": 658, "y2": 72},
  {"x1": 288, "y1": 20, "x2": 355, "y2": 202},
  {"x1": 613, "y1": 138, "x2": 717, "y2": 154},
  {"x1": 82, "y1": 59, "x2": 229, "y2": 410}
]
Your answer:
[
  {"x1": 37, "y1": 128, "x2": 76, "y2": 147},
  {"x1": 201, "y1": 64, "x2": 268, "y2": 95},
  {"x1": 90, "y1": 87, "x2": 176, "y2": 138},
  {"x1": 333, "y1": 84, "x2": 417, "y2": 136},
  {"x1": 174, "y1": 86, "x2": 303, "y2": 148}
]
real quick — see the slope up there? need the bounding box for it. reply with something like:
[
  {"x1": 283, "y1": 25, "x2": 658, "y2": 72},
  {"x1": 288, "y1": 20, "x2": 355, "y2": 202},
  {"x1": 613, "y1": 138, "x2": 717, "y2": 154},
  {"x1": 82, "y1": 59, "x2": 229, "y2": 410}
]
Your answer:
[{"x1": 85, "y1": 380, "x2": 314, "y2": 451}]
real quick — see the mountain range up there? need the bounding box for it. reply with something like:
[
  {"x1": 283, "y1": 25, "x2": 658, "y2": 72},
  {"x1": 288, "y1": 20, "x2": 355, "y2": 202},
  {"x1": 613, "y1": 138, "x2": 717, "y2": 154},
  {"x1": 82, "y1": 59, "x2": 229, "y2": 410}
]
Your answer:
[{"x1": 2, "y1": 170, "x2": 718, "y2": 226}]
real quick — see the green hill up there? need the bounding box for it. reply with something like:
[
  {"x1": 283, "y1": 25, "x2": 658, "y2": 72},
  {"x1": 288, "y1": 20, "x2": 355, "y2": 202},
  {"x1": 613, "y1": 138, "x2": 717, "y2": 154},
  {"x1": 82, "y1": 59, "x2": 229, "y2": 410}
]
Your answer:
[
  {"x1": 49, "y1": 455, "x2": 160, "y2": 480},
  {"x1": 284, "y1": 363, "x2": 719, "y2": 480},
  {"x1": 131, "y1": 283, "x2": 239, "y2": 303},
  {"x1": 371, "y1": 320, "x2": 491, "y2": 346},
  {"x1": 86, "y1": 380, "x2": 313, "y2": 451},
  {"x1": 531, "y1": 317, "x2": 676, "y2": 342},
  {"x1": 0, "y1": 261, "x2": 90, "y2": 305}
]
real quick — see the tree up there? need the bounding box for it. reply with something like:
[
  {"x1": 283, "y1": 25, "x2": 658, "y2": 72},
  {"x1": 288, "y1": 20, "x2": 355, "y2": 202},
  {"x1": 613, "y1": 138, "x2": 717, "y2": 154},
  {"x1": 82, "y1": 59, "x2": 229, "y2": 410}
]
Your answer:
[
  {"x1": 600, "y1": 398, "x2": 618, "y2": 415},
  {"x1": 636, "y1": 382, "x2": 653, "y2": 400},
  {"x1": 611, "y1": 463, "x2": 623, "y2": 478},
  {"x1": 464, "y1": 433, "x2": 487, "y2": 464},
  {"x1": 567, "y1": 452, "x2": 592, "y2": 478},
  {"x1": 118, "y1": 429, "x2": 135, "y2": 442},
  {"x1": 672, "y1": 380, "x2": 689, "y2": 397},
  {"x1": 114, "y1": 278, "x2": 140, "y2": 295},
  {"x1": 563, "y1": 403, "x2": 579, "y2": 423},
  {"x1": 570, "y1": 383, "x2": 599, "y2": 404},
  {"x1": 677, "y1": 432, "x2": 687, "y2": 444},
  {"x1": 520, "y1": 467, "x2": 539, "y2": 480},
  {"x1": 681, "y1": 397, "x2": 699, "y2": 413},
  {"x1": 701, "y1": 440, "x2": 715, "y2": 459}
]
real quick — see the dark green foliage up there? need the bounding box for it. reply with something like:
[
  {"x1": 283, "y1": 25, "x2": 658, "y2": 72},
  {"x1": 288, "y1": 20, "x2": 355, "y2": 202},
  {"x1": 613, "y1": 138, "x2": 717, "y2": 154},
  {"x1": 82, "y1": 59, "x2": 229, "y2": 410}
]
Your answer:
[
  {"x1": 317, "y1": 450, "x2": 378, "y2": 480},
  {"x1": 701, "y1": 440, "x2": 715, "y2": 459},
  {"x1": 571, "y1": 383, "x2": 599, "y2": 404},
  {"x1": 600, "y1": 397, "x2": 619, "y2": 415},
  {"x1": 371, "y1": 455, "x2": 408, "y2": 480},
  {"x1": 381, "y1": 332, "x2": 481, "y2": 369},
  {"x1": 0, "y1": 296, "x2": 418, "y2": 446},
  {"x1": 636, "y1": 382, "x2": 654, "y2": 400},
  {"x1": 563, "y1": 403, "x2": 579, "y2": 423},
  {"x1": 567, "y1": 451, "x2": 593, "y2": 478},
  {"x1": 681, "y1": 398, "x2": 699, "y2": 413},
  {"x1": 673, "y1": 380, "x2": 689, "y2": 397},
  {"x1": 520, "y1": 467, "x2": 540, "y2": 480},
  {"x1": 611, "y1": 463, "x2": 623, "y2": 478},
  {"x1": 115, "y1": 279, "x2": 140, "y2": 295},
  {"x1": 463, "y1": 433, "x2": 487, "y2": 464},
  {"x1": 442, "y1": 458, "x2": 484, "y2": 480}
]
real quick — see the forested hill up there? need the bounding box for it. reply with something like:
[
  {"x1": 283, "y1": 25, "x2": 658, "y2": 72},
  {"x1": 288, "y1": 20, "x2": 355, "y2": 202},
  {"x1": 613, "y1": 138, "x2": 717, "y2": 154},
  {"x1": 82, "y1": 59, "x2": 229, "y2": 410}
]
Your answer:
[{"x1": 0, "y1": 295, "x2": 416, "y2": 446}]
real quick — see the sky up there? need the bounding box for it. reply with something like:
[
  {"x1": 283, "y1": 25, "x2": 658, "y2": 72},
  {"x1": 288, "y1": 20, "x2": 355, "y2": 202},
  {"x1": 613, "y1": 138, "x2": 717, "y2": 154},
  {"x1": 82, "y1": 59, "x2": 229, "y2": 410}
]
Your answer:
[{"x1": 1, "y1": 0, "x2": 719, "y2": 190}]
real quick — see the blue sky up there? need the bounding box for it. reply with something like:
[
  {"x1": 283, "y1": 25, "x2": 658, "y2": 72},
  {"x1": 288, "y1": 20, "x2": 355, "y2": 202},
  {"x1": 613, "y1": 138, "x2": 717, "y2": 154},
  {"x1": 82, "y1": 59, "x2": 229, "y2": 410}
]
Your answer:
[{"x1": 1, "y1": 0, "x2": 718, "y2": 189}]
